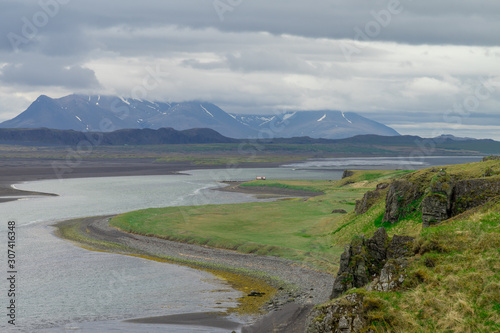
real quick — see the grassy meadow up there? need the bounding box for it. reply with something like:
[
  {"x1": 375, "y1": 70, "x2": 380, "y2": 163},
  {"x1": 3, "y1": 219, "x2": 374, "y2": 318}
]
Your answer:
[{"x1": 110, "y1": 170, "x2": 411, "y2": 271}]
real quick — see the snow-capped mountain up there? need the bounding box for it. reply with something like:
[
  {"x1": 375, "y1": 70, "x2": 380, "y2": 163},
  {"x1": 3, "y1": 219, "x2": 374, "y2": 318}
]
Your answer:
[
  {"x1": 0, "y1": 94, "x2": 399, "y2": 139},
  {"x1": 231, "y1": 111, "x2": 399, "y2": 139}
]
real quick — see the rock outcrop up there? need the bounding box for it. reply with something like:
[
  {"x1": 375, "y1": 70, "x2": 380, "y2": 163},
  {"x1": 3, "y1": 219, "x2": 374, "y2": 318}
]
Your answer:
[
  {"x1": 330, "y1": 228, "x2": 413, "y2": 299},
  {"x1": 380, "y1": 168, "x2": 500, "y2": 227},
  {"x1": 307, "y1": 293, "x2": 370, "y2": 333},
  {"x1": 310, "y1": 229, "x2": 413, "y2": 333},
  {"x1": 483, "y1": 155, "x2": 500, "y2": 162},
  {"x1": 367, "y1": 259, "x2": 408, "y2": 292},
  {"x1": 383, "y1": 180, "x2": 423, "y2": 223},
  {"x1": 355, "y1": 183, "x2": 388, "y2": 215},
  {"x1": 421, "y1": 170, "x2": 454, "y2": 228},
  {"x1": 450, "y1": 178, "x2": 500, "y2": 216},
  {"x1": 342, "y1": 170, "x2": 355, "y2": 179}
]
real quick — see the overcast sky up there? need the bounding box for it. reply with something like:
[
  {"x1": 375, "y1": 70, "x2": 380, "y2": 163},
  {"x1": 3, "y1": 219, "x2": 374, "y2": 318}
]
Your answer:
[{"x1": 0, "y1": 0, "x2": 499, "y2": 139}]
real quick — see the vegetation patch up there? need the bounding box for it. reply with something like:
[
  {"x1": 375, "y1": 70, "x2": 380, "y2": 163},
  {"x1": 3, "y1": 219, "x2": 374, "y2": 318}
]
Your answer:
[
  {"x1": 110, "y1": 170, "x2": 407, "y2": 271},
  {"x1": 361, "y1": 199, "x2": 500, "y2": 332}
]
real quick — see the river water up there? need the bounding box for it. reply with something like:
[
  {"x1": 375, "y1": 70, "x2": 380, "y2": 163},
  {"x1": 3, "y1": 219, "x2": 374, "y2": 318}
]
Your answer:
[{"x1": 0, "y1": 156, "x2": 482, "y2": 332}]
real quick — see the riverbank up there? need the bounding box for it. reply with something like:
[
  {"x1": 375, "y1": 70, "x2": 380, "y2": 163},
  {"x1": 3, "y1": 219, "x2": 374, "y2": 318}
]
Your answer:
[
  {"x1": 0, "y1": 157, "x2": 287, "y2": 202},
  {"x1": 216, "y1": 181, "x2": 324, "y2": 199},
  {"x1": 54, "y1": 216, "x2": 334, "y2": 332}
]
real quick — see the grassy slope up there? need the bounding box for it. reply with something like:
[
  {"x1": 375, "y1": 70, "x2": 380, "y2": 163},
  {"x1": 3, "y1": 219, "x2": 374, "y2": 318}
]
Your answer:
[
  {"x1": 110, "y1": 170, "x2": 410, "y2": 271},
  {"x1": 319, "y1": 159, "x2": 500, "y2": 332},
  {"x1": 346, "y1": 199, "x2": 500, "y2": 333}
]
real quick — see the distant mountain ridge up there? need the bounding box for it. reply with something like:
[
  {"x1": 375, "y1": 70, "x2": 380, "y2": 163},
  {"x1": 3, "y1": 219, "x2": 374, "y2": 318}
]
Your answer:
[
  {"x1": 0, "y1": 127, "x2": 237, "y2": 146},
  {"x1": 1, "y1": 128, "x2": 499, "y2": 157},
  {"x1": 0, "y1": 94, "x2": 400, "y2": 139}
]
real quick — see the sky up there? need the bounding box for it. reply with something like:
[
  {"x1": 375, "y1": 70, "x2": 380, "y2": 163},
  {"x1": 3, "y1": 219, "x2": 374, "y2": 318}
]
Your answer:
[{"x1": 0, "y1": 0, "x2": 499, "y2": 139}]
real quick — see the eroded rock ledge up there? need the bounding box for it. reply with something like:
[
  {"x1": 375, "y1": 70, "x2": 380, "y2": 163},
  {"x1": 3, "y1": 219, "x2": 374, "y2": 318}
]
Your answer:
[
  {"x1": 356, "y1": 168, "x2": 500, "y2": 228},
  {"x1": 307, "y1": 228, "x2": 414, "y2": 333}
]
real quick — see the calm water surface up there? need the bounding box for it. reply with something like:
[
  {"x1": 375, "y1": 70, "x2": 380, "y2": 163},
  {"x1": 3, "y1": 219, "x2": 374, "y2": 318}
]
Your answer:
[{"x1": 1, "y1": 167, "x2": 340, "y2": 332}]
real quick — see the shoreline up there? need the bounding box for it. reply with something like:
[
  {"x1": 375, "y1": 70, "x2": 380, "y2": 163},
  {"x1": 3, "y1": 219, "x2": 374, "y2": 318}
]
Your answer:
[
  {"x1": 53, "y1": 216, "x2": 334, "y2": 332},
  {"x1": 0, "y1": 158, "x2": 287, "y2": 202},
  {"x1": 1, "y1": 158, "x2": 333, "y2": 331},
  {"x1": 215, "y1": 181, "x2": 324, "y2": 199}
]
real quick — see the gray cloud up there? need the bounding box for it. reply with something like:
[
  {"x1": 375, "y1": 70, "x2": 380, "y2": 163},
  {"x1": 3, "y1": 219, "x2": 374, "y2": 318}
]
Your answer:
[
  {"x1": 0, "y1": 60, "x2": 100, "y2": 89},
  {"x1": 0, "y1": 0, "x2": 499, "y2": 139}
]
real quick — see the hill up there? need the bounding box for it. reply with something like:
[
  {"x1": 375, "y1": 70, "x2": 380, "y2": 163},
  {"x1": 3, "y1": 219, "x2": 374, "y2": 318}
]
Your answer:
[
  {"x1": 0, "y1": 127, "x2": 237, "y2": 145},
  {"x1": 0, "y1": 94, "x2": 400, "y2": 139},
  {"x1": 1, "y1": 127, "x2": 499, "y2": 158}
]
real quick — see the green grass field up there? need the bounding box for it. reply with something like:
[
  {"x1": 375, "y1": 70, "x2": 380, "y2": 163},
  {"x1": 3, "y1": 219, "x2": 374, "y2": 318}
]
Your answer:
[{"x1": 110, "y1": 170, "x2": 410, "y2": 270}]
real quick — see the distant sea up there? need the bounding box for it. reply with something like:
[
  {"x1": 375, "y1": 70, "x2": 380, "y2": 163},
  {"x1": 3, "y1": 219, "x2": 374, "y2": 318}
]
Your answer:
[{"x1": 0, "y1": 156, "x2": 483, "y2": 332}]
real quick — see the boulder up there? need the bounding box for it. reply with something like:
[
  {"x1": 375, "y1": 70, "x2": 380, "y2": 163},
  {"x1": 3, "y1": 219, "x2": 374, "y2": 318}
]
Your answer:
[{"x1": 332, "y1": 209, "x2": 348, "y2": 214}]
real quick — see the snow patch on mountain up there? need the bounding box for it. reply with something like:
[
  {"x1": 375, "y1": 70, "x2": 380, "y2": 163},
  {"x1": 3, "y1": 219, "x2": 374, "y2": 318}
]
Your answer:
[
  {"x1": 119, "y1": 96, "x2": 131, "y2": 105},
  {"x1": 200, "y1": 104, "x2": 214, "y2": 117},
  {"x1": 282, "y1": 112, "x2": 296, "y2": 121},
  {"x1": 342, "y1": 112, "x2": 352, "y2": 124}
]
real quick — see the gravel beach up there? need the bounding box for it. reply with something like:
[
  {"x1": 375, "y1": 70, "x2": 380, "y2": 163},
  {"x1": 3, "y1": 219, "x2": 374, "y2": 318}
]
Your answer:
[{"x1": 55, "y1": 215, "x2": 335, "y2": 331}]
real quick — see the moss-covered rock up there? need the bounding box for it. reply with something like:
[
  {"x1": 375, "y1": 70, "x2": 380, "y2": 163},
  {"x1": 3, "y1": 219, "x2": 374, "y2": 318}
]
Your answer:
[
  {"x1": 355, "y1": 183, "x2": 388, "y2": 216},
  {"x1": 482, "y1": 155, "x2": 500, "y2": 162},
  {"x1": 450, "y1": 177, "x2": 500, "y2": 216},
  {"x1": 330, "y1": 228, "x2": 414, "y2": 299},
  {"x1": 307, "y1": 293, "x2": 370, "y2": 333},
  {"x1": 383, "y1": 180, "x2": 423, "y2": 223}
]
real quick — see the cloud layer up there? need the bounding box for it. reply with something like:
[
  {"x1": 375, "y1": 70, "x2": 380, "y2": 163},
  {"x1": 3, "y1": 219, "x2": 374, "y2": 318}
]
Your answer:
[{"x1": 0, "y1": 0, "x2": 499, "y2": 139}]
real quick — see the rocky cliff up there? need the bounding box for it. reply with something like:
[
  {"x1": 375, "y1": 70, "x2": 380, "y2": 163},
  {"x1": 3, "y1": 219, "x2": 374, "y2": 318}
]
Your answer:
[
  {"x1": 382, "y1": 163, "x2": 500, "y2": 227},
  {"x1": 330, "y1": 228, "x2": 414, "y2": 299},
  {"x1": 307, "y1": 159, "x2": 500, "y2": 332},
  {"x1": 308, "y1": 228, "x2": 414, "y2": 333}
]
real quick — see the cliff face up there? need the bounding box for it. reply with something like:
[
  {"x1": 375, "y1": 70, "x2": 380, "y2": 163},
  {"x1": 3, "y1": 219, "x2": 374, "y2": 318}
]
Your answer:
[
  {"x1": 330, "y1": 228, "x2": 414, "y2": 299},
  {"x1": 382, "y1": 169, "x2": 500, "y2": 228},
  {"x1": 451, "y1": 178, "x2": 500, "y2": 216},
  {"x1": 383, "y1": 180, "x2": 423, "y2": 223},
  {"x1": 354, "y1": 183, "x2": 388, "y2": 216},
  {"x1": 309, "y1": 228, "x2": 414, "y2": 333}
]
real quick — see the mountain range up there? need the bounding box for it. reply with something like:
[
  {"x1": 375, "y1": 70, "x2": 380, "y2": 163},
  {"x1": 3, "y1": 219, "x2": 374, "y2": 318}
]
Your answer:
[
  {"x1": 1, "y1": 127, "x2": 499, "y2": 157},
  {"x1": 0, "y1": 127, "x2": 237, "y2": 146},
  {"x1": 0, "y1": 94, "x2": 400, "y2": 139}
]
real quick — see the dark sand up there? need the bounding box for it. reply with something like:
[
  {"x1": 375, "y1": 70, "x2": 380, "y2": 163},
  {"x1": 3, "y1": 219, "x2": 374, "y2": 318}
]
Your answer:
[{"x1": 126, "y1": 312, "x2": 241, "y2": 330}]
